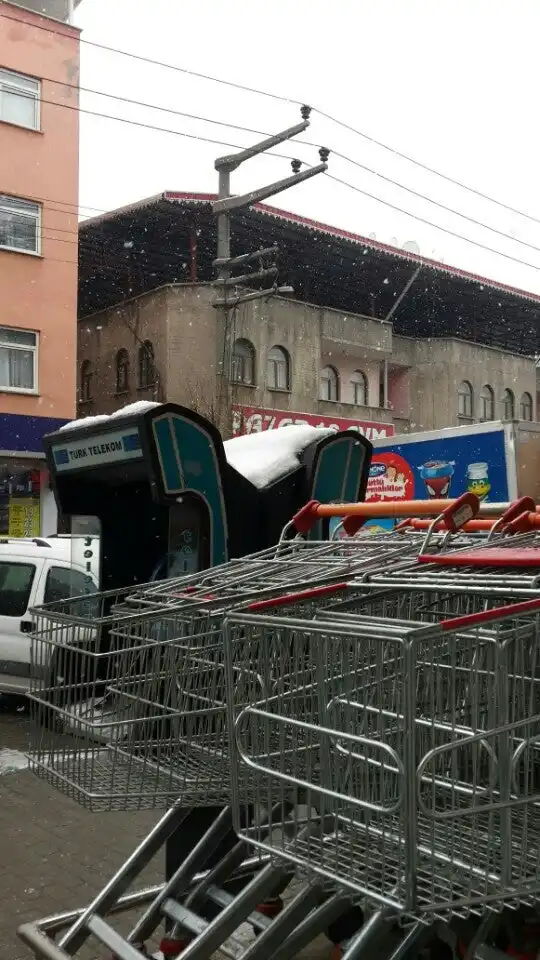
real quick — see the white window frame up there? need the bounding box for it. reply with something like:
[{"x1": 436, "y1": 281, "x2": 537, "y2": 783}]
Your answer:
[
  {"x1": 320, "y1": 365, "x2": 339, "y2": 402},
  {"x1": 0, "y1": 67, "x2": 40, "y2": 131},
  {"x1": 0, "y1": 194, "x2": 41, "y2": 255},
  {"x1": 0, "y1": 325, "x2": 39, "y2": 394}
]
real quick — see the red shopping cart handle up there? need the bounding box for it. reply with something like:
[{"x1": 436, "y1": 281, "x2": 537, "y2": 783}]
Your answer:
[{"x1": 419, "y1": 548, "x2": 540, "y2": 568}]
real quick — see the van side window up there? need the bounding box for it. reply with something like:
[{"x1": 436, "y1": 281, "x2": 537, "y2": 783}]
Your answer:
[
  {"x1": 0, "y1": 562, "x2": 35, "y2": 616},
  {"x1": 44, "y1": 567, "x2": 95, "y2": 605}
]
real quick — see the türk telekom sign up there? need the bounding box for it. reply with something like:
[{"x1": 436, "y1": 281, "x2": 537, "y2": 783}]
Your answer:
[{"x1": 232, "y1": 405, "x2": 395, "y2": 441}]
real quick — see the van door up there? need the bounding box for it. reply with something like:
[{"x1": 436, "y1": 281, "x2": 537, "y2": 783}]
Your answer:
[{"x1": 0, "y1": 558, "x2": 43, "y2": 688}]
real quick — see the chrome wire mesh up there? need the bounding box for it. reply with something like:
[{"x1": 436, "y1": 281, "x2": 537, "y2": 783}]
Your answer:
[{"x1": 225, "y1": 607, "x2": 540, "y2": 921}]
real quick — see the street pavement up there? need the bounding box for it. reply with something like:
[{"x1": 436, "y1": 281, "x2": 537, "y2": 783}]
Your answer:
[{"x1": 0, "y1": 700, "x2": 331, "y2": 960}]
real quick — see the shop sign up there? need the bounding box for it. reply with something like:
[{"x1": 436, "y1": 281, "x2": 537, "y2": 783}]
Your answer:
[
  {"x1": 232, "y1": 405, "x2": 395, "y2": 441},
  {"x1": 52, "y1": 429, "x2": 143, "y2": 472},
  {"x1": 8, "y1": 499, "x2": 40, "y2": 537}
]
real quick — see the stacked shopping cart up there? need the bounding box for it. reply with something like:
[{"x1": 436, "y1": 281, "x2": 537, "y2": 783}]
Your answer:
[{"x1": 18, "y1": 494, "x2": 540, "y2": 960}]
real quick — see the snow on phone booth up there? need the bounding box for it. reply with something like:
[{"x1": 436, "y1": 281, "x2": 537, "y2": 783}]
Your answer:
[{"x1": 44, "y1": 401, "x2": 372, "y2": 591}]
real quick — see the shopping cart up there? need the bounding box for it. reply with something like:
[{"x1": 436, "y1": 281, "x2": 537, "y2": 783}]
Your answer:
[
  {"x1": 19, "y1": 495, "x2": 532, "y2": 960},
  {"x1": 28, "y1": 496, "x2": 484, "y2": 813},
  {"x1": 225, "y1": 596, "x2": 540, "y2": 924}
]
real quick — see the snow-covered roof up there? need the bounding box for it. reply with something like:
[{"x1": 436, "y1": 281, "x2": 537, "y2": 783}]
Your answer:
[
  {"x1": 224, "y1": 425, "x2": 333, "y2": 489},
  {"x1": 58, "y1": 401, "x2": 160, "y2": 433}
]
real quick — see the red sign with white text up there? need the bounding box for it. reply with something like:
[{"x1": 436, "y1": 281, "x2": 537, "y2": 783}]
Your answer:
[{"x1": 232, "y1": 406, "x2": 395, "y2": 441}]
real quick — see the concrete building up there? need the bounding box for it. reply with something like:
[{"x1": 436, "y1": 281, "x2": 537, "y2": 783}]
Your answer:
[
  {"x1": 0, "y1": 0, "x2": 80, "y2": 535},
  {"x1": 75, "y1": 193, "x2": 540, "y2": 442}
]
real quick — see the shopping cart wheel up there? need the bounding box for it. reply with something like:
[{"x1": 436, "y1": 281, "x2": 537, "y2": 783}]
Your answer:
[
  {"x1": 159, "y1": 936, "x2": 193, "y2": 957},
  {"x1": 252, "y1": 895, "x2": 284, "y2": 936}
]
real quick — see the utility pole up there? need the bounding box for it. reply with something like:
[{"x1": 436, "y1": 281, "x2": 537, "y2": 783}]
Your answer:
[{"x1": 212, "y1": 105, "x2": 329, "y2": 427}]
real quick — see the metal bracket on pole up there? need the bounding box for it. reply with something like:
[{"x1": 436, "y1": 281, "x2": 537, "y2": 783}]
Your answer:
[
  {"x1": 213, "y1": 267, "x2": 278, "y2": 289},
  {"x1": 213, "y1": 285, "x2": 294, "y2": 309},
  {"x1": 212, "y1": 159, "x2": 328, "y2": 213},
  {"x1": 213, "y1": 245, "x2": 278, "y2": 270},
  {"x1": 215, "y1": 106, "x2": 312, "y2": 173}
]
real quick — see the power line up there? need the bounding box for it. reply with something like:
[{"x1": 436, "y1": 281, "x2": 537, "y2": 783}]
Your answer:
[
  {"x1": 326, "y1": 173, "x2": 540, "y2": 273},
  {"x1": 8, "y1": 82, "x2": 540, "y2": 263},
  {"x1": 17, "y1": 74, "x2": 540, "y2": 258},
  {"x1": 2, "y1": 5, "x2": 537, "y2": 227},
  {"x1": 27, "y1": 90, "x2": 301, "y2": 159},
  {"x1": 316, "y1": 109, "x2": 540, "y2": 228},
  {"x1": 0, "y1": 8, "x2": 299, "y2": 106}
]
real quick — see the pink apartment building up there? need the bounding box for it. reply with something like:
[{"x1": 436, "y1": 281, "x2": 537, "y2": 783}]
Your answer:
[{"x1": 0, "y1": 0, "x2": 80, "y2": 535}]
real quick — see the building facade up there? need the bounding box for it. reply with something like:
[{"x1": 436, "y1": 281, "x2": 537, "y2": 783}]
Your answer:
[
  {"x1": 76, "y1": 284, "x2": 537, "y2": 440},
  {"x1": 0, "y1": 1, "x2": 80, "y2": 535}
]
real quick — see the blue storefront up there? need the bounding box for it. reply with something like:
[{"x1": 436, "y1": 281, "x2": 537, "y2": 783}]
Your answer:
[{"x1": 0, "y1": 412, "x2": 68, "y2": 537}]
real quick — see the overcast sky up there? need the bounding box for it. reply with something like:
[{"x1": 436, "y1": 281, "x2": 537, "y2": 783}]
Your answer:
[{"x1": 74, "y1": 0, "x2": 540, "y2": 297}]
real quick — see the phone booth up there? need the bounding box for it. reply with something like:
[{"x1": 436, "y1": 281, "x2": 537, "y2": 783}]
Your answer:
[
  {"x1": 43, "y1": 401, "x2": 372, "y2": 933},
  {"x1": 45, "y1": 403, "x2": 371, "y2": 589}
]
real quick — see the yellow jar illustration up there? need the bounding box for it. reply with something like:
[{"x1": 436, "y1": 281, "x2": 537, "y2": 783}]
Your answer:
[{"x1": 466, "y1": 462, "x2": 491, "y2": 501}]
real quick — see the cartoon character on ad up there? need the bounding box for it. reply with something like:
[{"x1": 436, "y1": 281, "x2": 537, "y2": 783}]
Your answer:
[
  {"x1": 418, "y1": 460, "x2": 455, "y2": 499},
  {"x1": 466, "y1": 462, "x2": 491, "y2": 501},
  {"x1": 365, "y1": 453, "x2": 415, "y2": 532}
]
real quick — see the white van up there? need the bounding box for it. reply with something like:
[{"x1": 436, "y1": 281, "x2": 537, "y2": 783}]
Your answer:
[{"x1": 0, "y1": 538, "x2": 97, "y2": 695}]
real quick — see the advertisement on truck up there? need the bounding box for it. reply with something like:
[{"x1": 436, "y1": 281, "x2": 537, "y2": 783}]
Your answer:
[{"x1": 332, "y1": 421, "x2": 518, "y2": 536}]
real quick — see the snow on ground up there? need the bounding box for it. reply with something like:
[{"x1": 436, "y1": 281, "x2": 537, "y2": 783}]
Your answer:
[
  {"x1": 58, "y1": 402, "x2": 161, "y2": 432},
  {"x1": 224, "y1": 425, "x2": 334, "y2": 488}
]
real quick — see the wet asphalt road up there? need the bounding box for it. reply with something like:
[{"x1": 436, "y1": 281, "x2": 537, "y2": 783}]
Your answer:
[{"x1": 0, "y1": 697, "x2": 332, "y2": 960}]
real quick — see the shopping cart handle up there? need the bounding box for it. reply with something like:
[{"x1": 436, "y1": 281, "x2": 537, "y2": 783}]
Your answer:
[
  {"x1": 439, "y1": 493, "x2": 480, "y2": 532},
  {"x1": 291, "y1": 500, "x2": 321, "y2": 535},
  {"x1": 342, "y1": 515, "x2": 367, "y2": 536},
  {"x1": 498, "y1": 496, "x2": 536, "y2": 526},
  {"x1": 245, "y1": 581, "x2": 349, "y2": 612},
  {"x1": 441, "y1": 595, "x2": 540, "y2": 631},
  {"x1": 503, "y1": 510, "x2": 540, "y2": 535}
]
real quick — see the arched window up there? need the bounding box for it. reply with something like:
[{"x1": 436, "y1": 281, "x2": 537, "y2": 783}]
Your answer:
[
  {"x1": 479, "y1": 384, "x2": 494, "y2": 421},
  {"x1": 115, "y1": 349, "x2": 129, "y2": 393},
  {"x1": 520, "y1": 391, "x2": 533, "y2": 421},
  {"x1": 458, "y1": 380, "x2": 473, "y2": 418},
  {"x1": 267, "y1": 345, "x2": 290, "y2": 390},
  {"x1": 351, "y1": 370, "x2": 368, "y2": 406},
  {"x1": 80, "y1": 360, "x2": 92, "y2": 402},
  {"x1": 320, "y1": 365, "x2": 339, "y2": 402},
  {"x1": 138, "y1": 340, "x2": 155, "y2": 389},
  {"x1": 231, "y1": 338, "x2": 255, "y2": 385},
  {"x1": 501, "y1": 388, "x2": 515, "y2": 420}
]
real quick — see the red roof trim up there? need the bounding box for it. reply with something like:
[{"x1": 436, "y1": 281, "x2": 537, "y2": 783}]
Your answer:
[{"x1": 82, "y1": 189, "x2": 540, "y2": 307}]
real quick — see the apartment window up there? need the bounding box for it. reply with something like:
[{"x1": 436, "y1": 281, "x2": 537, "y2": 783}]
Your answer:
[
  {"x1": 0, "y1": 326, "x2": 37, "y2": 392},
  {"x1": 320, "y1": 365, "x2": 339, "y2": 402},
  {"x1": 0, "y1": 195, "x2": 40, "y2": 254},
  {"x1": 458, "y1": 380, "x2": 473, "y2": 418},
  {"x1": 501, "y1": 388, "x2": 515, "y2": 420},
  {"x1": 351, "y1": 370, "x2": 368, "y2": 406},
  {"x1": 479, "y1": 384, "x2": 494, "y2": 421},
  {"x1": 0, "y1": 68, "x2": 40, "y2": 130},
  {"x1": 80, "y1": 360, "x2": 92, "y2": 402},
  {"x1": 520, "y1": 391, "x2": 533, "y2": 421},
  {"x1": 115, "y1": 349, "x2": 129, "y2": 393},
  {"x1": 231, "y1": 338, "x2": 255, "y2": 385},
  {"x1": 138, "y1": 340, "x2": 156, "y2": 388},
  {"x1": 267, "y1": 345, "x2": 290, "y2": 391}
]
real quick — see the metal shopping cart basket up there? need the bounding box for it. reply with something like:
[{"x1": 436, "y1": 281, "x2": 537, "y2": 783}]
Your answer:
[
  {"x1": 30, "y1": 512, "x2": 461, "y2": 813},
  {"x1": 226, "y1": 596, "x2": 540, "y2": 924},
  {"x1": 17, "y1": 499, "x2": 533, "y2": 960}
]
